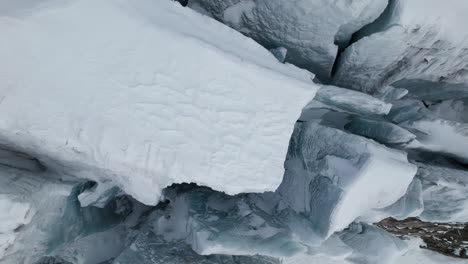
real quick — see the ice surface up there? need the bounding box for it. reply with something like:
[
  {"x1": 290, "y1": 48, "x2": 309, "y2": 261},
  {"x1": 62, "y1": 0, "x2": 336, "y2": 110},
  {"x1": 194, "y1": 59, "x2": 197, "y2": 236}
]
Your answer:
[
  {"x1": 374, "y1": 86, "x2": 409, "y2": 102},
  {"x1": 78, "y1": 182, "x2": 123, "y2": 208},
  {"x1": 304, "y1": 85, "x2": 392, "y2": 116},
  {"x1": 269, "y1": 47, "x2": 288, "y2": 63},
  {"x1": 113, "y1": 229, "x2": 279, "y2": 264},
  {"x1": 0, "y1": 0, "x2": 316, "y2": 205},
  {"x1": 345, "y1": 118, "x2": 416, "y2": 144},
  {"x1": 359, "y1": 178, "x2": 423, "y2": 222},
  {"x1": 334, "y1": 0, "x2": 468, "y2": 93},
  {"x1": 189, "y1": 0, "x2": 388, "y2": 80},
  {"x1": 0, "y1": 163, "x2": 135, "y2": 263},
  {"x1": 0, "y1": 148, "x2": 44, "y2": 172},
  {"x1": 0, "y1": 167, "x2": 74, "y2": 263},
  {"x1": 393, "y1": 79, "x2": 468, "y2": 101},
  {"x1": 428, "y1": 100, "x2": 468, "y2": 123}
]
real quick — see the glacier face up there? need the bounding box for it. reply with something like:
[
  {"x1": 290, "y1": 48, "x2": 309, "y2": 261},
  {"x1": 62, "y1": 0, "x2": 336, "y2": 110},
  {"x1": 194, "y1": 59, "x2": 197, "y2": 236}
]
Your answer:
[{"x1": 1, "y1": 0, "x2": 468, "y2": 263}]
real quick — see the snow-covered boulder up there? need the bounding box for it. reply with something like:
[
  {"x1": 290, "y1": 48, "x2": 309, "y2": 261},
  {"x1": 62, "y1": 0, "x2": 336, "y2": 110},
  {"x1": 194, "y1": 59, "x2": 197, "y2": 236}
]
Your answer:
[
  {"x1": 334, "y1": 0, "x2": 468, "y2": 93},
  {"x1": 0, "y1": 0, "x2": 316, "y2": 205},
  {"x1": 189, "y1": 0, "x2": 388, "y2": 80}
]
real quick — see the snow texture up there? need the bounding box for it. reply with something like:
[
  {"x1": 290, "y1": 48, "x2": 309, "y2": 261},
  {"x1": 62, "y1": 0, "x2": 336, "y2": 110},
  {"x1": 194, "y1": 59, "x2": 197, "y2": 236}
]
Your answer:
[{"x1": 0, "y1": 0, "x2": 316, "y2": 205}]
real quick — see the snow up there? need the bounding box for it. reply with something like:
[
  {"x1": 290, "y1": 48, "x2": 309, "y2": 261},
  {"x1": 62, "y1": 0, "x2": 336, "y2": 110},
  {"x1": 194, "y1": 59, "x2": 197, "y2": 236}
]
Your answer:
[
  {"x1": 0, "y1": 0, "x2": 316, "y2": 205},
  {"x1": 405, "y1": 119, "x2": 468, "y2": 163},
  {"x1": 334, "y1": 0, "x2": 468, "y2": 93},
  {"x1": 189, "y1": 0, "x2": 388, "y2": 80}
]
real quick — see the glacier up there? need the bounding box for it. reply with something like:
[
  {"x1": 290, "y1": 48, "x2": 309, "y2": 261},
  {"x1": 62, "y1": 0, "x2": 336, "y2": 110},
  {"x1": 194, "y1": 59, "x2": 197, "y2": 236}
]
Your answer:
[{"x1": 1, "y1": 0, "x2": 468, "y2": 263}]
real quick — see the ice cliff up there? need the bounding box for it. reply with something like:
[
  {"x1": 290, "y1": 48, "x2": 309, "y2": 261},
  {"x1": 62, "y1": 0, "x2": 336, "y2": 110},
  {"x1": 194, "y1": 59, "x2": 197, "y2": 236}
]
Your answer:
[{"x1": 0, "y1": 0, "x2": 467, "y2": 263}]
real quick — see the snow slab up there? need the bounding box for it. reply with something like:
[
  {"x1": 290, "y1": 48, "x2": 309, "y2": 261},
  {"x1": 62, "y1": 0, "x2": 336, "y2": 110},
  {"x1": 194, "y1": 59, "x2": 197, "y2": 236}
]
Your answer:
[{"x1": 0, "y1": 0, "x2": 316, "y2": 205}]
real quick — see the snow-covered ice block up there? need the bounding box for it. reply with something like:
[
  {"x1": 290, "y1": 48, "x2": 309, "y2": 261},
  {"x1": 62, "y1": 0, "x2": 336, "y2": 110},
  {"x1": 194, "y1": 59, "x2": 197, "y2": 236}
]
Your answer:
[
  {"x1": 339, "y1": 223, "x2": 407, "y2": 264},
  {"x1": 334, "y1": 0, "x2": 468, "y2": 93},
  {"x1": 359, "y1": 178, "x2": 423, "y2": 222},
  {"x1": 0, "y1": 0, "x2": 316, "y2": 205},
  {"x1": 417, "y1": 163, "x2": 468, "y2": 222},
  {"x1": 189, "y1": 0, "x2": 387, "y2": 80},
  {"x1": 305, "y1": 85, "x2": 392, "y2": 116},
  {"x1": 279, "y1": 122, "x2": 417, "y2": 237},
  {"x1": 345, "y1": 118, "x2": 416, "y2": 144}
]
